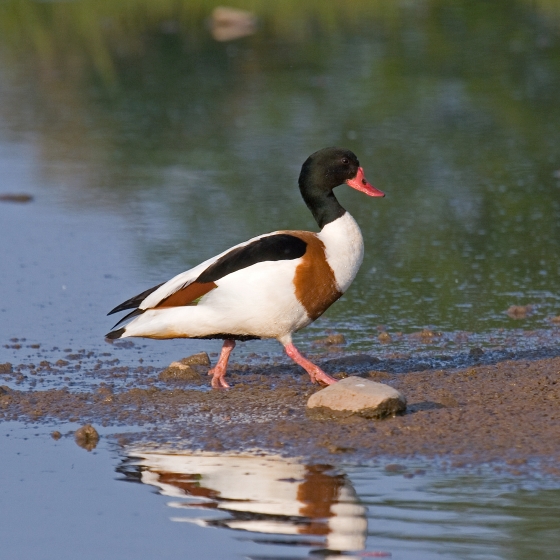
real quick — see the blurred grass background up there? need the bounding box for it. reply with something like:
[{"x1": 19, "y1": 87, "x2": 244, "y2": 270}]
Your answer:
[{"x1": 1, "y1": 0, "x2": 559, "y2": 85}]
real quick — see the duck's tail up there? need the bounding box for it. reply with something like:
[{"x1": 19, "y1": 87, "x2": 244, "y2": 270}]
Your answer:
[{"x1": 105, "y1": 327, "x2": 126, "y2": 340}]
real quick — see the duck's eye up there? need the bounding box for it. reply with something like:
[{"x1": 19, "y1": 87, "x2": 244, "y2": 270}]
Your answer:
[{"x1": 341, "y1": 157, "x2": 349, "y2": 165}]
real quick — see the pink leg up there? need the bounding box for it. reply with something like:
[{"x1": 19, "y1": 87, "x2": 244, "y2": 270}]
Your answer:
[
  {"x1": 208, "y1": 339, "x2": 236, "y2": 388},
  {"x1": 284, "y1": 343, "x2": 337, "y2": 386}
]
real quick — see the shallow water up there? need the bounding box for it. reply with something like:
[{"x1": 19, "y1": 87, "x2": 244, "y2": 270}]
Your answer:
[
  {"x1": 2, "y1": 2, "x2": 560, "y2": 558},
  {"x1": 1, "y1": 422, "x2": 559, "y2": 560},
  {"x1": 2, "y1": 1, "x2": 560, "y2": 353}
]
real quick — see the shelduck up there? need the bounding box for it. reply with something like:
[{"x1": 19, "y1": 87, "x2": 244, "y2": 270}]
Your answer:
[{"x1": 106, "y1": 147, "x2": 385, "y2": 388}]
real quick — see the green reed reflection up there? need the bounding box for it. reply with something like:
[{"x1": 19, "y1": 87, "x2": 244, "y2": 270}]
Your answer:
[
  {"x1": 1, "y1": 1, "x2": 558, "y2": 84},
  {"x1": 0, "y1": 0, "x2": 401, "y2": 83}
]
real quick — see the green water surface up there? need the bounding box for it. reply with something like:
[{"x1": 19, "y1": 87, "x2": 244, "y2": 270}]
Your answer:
[{"x1": 1, "y1": 0, "x2": 560, "y2": 348}]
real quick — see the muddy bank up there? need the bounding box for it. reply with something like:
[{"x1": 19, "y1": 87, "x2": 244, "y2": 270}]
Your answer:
[{"x1": 1, "y1": 346, "x2": 559, "y2": 474}]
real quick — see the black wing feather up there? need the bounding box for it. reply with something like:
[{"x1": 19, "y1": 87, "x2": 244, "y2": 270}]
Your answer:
[
  {"x1": 107, "y1": 234, "x2": 306, "y2": 318},
  {"x1": 196, "y1": 234, "x2": 307, "y2": 283},
  {"x1": 110, "y1": 308, "x2": 146, "y2": 329},
  {"x1": 107, "y1": 282, "x2": 164, "y2": 316}
]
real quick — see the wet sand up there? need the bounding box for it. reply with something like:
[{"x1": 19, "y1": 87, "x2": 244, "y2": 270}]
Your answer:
[{"x1": 2, "y1": 340, "x2": 559, "y2": 475}]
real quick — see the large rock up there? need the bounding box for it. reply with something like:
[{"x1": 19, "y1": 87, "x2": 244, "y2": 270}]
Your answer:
[{"x1": 307, "y1": 376, "x2": 406, "y2": 419}]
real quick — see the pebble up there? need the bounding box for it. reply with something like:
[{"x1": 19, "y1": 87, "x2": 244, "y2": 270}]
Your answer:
[
  {"x1": 74, "y1": 424, "x2": 99, "y2": 451},
  {"x1": 378, "y1": 331, "x2": 392, "y2": 343},
  {"x1": 0, "y1": 362, "x2": 13, "y2": 374},
  {"x1": 506, "y1": 304, "x2": 534, "y2": 319},
  {"x1": 469, "y1": 347, "x2": 484, "y2": 358},
  {"x1": 409, "y1": 329, "x2": 442, "y2": 340},
  {"x1": 0, "y1": 193, "x2": 33, "y2": 203},
  {"x1": 158, "y1": 352, "x2": 210, "y2": 382},
  {"x1": 312, "y1": 334, "x2": 347, "y2": 346},
  {"x1": 307, "y1": 376, "x2": 407, "y2": 419},
  {"x1": 368, "y1": 370, "x2": 392, "y2": 381},
  {"x1": 179, "y1": 352, "x2": 210, "y2": 367},
  {"x1": 385, "y1": 463, "x2": 406, "y2": 473},
  {"x1": 159, "y1": 362, "x2": 202, "y2": 382}
]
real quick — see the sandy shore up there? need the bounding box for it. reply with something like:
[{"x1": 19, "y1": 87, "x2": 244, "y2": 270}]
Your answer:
[{"x1": 1, "y1": 345, "x2": 559, "y2": 475}]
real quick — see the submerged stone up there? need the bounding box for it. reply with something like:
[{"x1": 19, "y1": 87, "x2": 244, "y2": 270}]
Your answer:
[
  {"x1": 0, "y1": 193, "x2": 33, "y2": 203},
  {"x1": 307, "y1": 376, "x2": 406, "y2": 419},
  {"x1": 506, "y1": 304, "x2": 534, "y2": 319},
  {"x1": 313, "y1": 334, "x2": 347, "y2": 346}
]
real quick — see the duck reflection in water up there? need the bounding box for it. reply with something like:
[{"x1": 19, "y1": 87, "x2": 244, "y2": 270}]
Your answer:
[{"x1": 118, "y1": 450, "x2": 367, "y2": 558}]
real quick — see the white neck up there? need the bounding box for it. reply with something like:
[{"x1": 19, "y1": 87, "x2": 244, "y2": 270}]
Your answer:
[{"x1": 318, "y1": 212, "x2": 364, "y2": 294}]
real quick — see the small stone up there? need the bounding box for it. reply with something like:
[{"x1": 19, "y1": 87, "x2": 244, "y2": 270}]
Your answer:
[
  {"x1": 469, "y1": 347, "x2": 484, "y2": 358},
  {"x1": 179, "y1": 352, "x2": 210, "y2": 367},
  {"x1": 0, "y1": 362, "x2": 13, "y2": 374},
  {"x1": 434, "y1": 390, "x2": 459, "y2": 408},
  {"x1": 159, "y1": 362, "x2": 202, "y2": 382},
  {"x1": 51, "y1": 431, "x2": 62, "y2": 440},
  {"x1": 307, "y1": 376, "x2": 406, "y2": 419},
  {"x1": 75, "y1": 424, "x2": 99, "y2": 451},
  {"x1": 378, "y1": 332, "x2": 392, "y2": 343},
  {"x1": 368, "y1": 370, "x2": 392, "y2": 381},
  {"x1": 313, "y1": 334, "x2": 347, "y2": 346},
  {"x1": 115, "y1": 340, "x2": 135, "y2": 348},
  {"x1": 97, "y1": 386, "x2": 114, "y2": 403},
  {"x1": 0, "y1": 193, "x2": 33, "y2": 203},
  {"x1": 506, "y1": 304, "x2": 534, "y2": 319},
  {"x1": 385, "y1": 463, "x2": 406, "y2": 472},
  {"x1": 409, "y1": 329, "x2": 442, "y2": 340},
  {"x1": 328, "y1": 355, "x2": 380, "y2": 371}
]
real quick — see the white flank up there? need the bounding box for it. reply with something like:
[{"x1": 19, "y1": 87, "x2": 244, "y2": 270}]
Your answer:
[{"x1": 122, "y1": 258, "x2": 309, "y2": 340}]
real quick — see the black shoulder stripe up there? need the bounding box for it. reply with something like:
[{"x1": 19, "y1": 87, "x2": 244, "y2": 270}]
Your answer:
[
  {"x1": 108, "y1": 282, "x2": 165, "y2": 315},
  {"x1": 196, "y1": 234, "x2": 307, "y2": 284}
]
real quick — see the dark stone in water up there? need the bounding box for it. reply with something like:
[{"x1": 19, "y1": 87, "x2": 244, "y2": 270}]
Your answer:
[
  {"x1": 0, "y1": 193, "x2": 33, "y2": 203},
  {"x1": 75, "y1": 424, "x2": 99, "y2": 451}
]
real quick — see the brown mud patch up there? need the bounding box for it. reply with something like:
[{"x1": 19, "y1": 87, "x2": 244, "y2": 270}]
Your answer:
[{"x1": 1, "y1": 350, "x2": 560, "y2": 474}]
